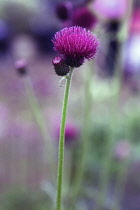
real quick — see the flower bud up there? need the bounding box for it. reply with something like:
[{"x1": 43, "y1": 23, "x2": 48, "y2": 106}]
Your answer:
[
  {"x1": 15, "y1": 59, "x2": 27, "y2": 76},
  {"x1": 52, "y1": 56, "x2": 70, "y2": 76}
]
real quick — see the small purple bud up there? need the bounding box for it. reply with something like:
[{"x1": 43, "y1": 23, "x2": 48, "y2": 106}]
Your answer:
[
  {"x1": 52, "y1": 56, "x2": 70, "y2": 76},
  {"x1": 15, "y1": 59, "x2": 27, "y2": 76}
]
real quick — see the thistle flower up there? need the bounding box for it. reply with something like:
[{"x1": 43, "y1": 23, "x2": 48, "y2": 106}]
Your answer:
[
  {"x1": 52, "y1": 56, "x2": 70, "y2": 76},
  {"x1": 52, "y1": 26, "x2": 99, "y2": 68},
  {"x1": 72, "y1": 7, "x2": 97, "y2": 29}
]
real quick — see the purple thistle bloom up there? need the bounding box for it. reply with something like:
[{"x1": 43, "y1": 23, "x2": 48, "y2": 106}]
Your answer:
[{"x1": 52, "y1": 26, "x2": 99, "y2": 68}]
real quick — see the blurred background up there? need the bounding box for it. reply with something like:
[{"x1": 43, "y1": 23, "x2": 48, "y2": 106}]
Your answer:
[{"x1": 0, "y1": 0, "x2": 140, "y2": 209}]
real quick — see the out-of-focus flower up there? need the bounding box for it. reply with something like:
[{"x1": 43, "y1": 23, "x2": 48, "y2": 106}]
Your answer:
[
  {"x1": 93, "y1": 0, "x2": 127, "y2": 20},
  {"x1": 52, "y1": 56, "x2": 70, "y2": 76},
  {"x1": 122, "y1": 35, "x2": 140, "y2": 93},
  {"x1": 130, "y1": 9, "x2": 140, "y2": 34},
  {"x1": 123, "y1": 36, "x2": 140, "y2": 76},
  {"x1": 54, "y1": 122, "x2": 79, "y2": 145},
  {"x1": 55, "y1": 1, "x2": 97, "y2": 29},
  {"x1": 52, "y1": 26, "x2": 99, "y2": 68},
  {"x1": 55, "y1": 1, "x2": 73, "y2": 21},
  {"x1": 72, "y1": 7, "x2": 97, "y2": 29},
  {"x1": 15, "y1": 59, "x2": 27, "y2": 76}
]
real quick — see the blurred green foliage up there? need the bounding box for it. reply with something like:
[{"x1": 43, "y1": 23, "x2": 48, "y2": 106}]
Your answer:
[{"x1": 0, "y1": 189, "x2": 52, "y2": 210}]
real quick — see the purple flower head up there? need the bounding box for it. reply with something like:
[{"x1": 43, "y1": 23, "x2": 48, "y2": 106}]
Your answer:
[
  {"x1": 72, "y1": 7, "x2": 97, "y2": 30},
  {"x1": 52, "y1": 56, "x2": 70, "y2": 76},
  {"x1": 52, "y1": 26, "x2": 99, "y2": 68}
]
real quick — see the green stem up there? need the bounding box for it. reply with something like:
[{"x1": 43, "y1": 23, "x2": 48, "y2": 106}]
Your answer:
[
  {"x1": 55, "y1": 67, "x2": 74, "y2": 210},
  {"x1": 24, "y1": 76, "x2": 55, "y2": 182},
  {"x1": 25, "y1": 77, "x2": 49, "y2": 141}
]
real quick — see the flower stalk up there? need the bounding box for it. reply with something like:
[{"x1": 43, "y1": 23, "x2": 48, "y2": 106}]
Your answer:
[{"x1": 55, "y1": 67, "x2": 74, "y2": 210}]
